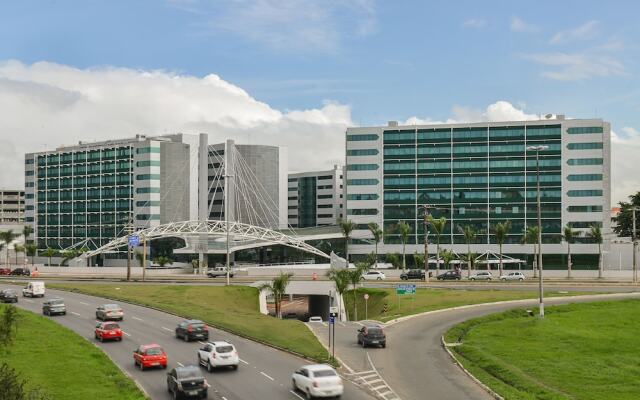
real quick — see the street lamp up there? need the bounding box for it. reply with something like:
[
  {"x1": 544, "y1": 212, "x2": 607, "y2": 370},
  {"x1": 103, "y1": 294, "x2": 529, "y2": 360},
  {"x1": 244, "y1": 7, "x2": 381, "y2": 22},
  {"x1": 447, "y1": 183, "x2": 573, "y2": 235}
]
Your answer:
[
  {"x1": 224, "y1": 173, "x2": 234, "y2": 286},
  {"x1": 631, "y1": 207, "x2": 639, "y2": 284},
  {"x1": 527, "y1": 145, "x2": 549, "y2": 318}
]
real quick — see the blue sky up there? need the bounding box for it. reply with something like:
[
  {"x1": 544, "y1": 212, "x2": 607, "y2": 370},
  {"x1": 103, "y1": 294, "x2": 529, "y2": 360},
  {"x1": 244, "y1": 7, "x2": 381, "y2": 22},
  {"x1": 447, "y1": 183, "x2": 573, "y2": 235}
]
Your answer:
[{"x1": 1, "y1": 0, "x2": 638, "y2": 127}]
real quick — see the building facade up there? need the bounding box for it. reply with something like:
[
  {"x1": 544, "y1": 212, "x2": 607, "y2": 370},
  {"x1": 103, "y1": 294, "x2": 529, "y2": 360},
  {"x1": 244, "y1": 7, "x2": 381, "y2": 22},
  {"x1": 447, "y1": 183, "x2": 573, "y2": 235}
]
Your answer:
[
  {"x1": 345, "y1": 117, "x2": 611, "y2": 269},
  {"x1": 0, "y1": 189, "x2": 25, "y2": 231},
  {"x1": 288, "y1": 166, "x2": 344, "y2": 228},
  {"x1": 25, "y1": 134, "x2": 199, "y2": 249}
]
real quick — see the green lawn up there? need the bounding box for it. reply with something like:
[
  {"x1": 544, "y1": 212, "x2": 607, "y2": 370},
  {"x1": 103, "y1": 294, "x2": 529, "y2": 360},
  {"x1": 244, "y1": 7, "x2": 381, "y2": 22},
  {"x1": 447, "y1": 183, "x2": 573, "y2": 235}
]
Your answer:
[
  {"x1": 49, "y1": 283, "x2": 330, "y2": 363},
  {"x1": 444, "y1": 300, "x2": 640, "y2": 400},
  {"x1": 343, "y1": 287, "x2": 586, "y2": 321},
  {"x1": 0, "y1": 305, "x2": 145, "y2": 400}
]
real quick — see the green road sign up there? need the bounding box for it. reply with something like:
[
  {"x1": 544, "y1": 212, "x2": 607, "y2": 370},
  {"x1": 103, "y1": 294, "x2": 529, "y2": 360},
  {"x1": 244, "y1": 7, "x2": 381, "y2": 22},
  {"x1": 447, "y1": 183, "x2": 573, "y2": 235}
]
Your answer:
[{"x1": 396, "y1": 284, "x2": 416, "y2": 295}]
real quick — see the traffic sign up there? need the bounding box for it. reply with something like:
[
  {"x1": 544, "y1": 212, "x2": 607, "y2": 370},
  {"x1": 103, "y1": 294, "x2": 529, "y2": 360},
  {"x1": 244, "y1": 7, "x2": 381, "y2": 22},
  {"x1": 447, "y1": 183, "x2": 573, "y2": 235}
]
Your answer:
[
  {"x1": 329, "y1": 306, "x2": 338, "y2": 314},
  {"x1": 396, "y1": 283, "x2": 416, "y2": 295},
  {"x1": 364, "y1": 293, "x2": 369, "y2": 300},
  {"x1": 128, "y1": 234, "x2": 140, "y2": 248},
  {"x1": 329, "y1": 315, "x2": 335, "y2": 325}
]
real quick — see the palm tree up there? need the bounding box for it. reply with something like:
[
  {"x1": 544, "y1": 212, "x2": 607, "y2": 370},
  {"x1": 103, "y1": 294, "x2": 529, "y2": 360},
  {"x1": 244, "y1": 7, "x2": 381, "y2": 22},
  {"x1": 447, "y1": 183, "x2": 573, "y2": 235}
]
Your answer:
[
  {"x1": 25, "y1": 244, "x2": 37, "y2": 265},
  {"x1": 42, "y1": 247, "x2": 58, "y2": 266},
  {"x1": 22, "y1": 225, "x2": 33, "y2": 244},
  {"x1": 327, "y1": 268, "x2": 350, "y2": 321},
  {"x1": 440, "y1": 249, "x2": 455, "y2": 270},
  {"x1": 522, "y1": 226, "x2": 539, "y2": 277},
  {"x1": 348, "y1": 262, "x2": 368, "y2": 321},
  {"x1": 153, "y1": 256, "x2": 173, "y2": 268},
  {"x1": 413, "y1": 252, "x2": 424, "y2": 270},
  {"x1": 588, "y1": 225, "x2": 603, "y2": 279},
  {"x1": 428, "y1": 217, "x2": 447, "y2": 276},
  {"x1": 491, "y1": 221, "x2": 512, "y2": 276},
  {"x1": 563, "y1": 225, "x2": 578, "y2": 279},
  {"x1": 60, "y1": 249, "x2": 79, "y2": 266},
  {"x1": 0, "y1": 230, "x2": 18, "y2": 266},
  {"x1": 385, "y1": 253, "x2": 401, "y2": 269},
  {"x1": 135, "y1": 251, "x2": 145, "y2": 268},
  {"x1": 458, "y1": 225, "x2": 477, "y2": 278},
  {"x1": 398, "y1": 221, "x2": 411, "y2": 271},
  {"x1": 339, "y1": 219, "x2": 356, "y2": 269},
  {"x1": 13, "y1": 244, "x2": 24, "y2": 265},
  {"x1": 258, "y1": 272, "x2": 294, "y2": 319},
  {"x1": 368, "y1": 222, "x2": 383, "y2": 269}
]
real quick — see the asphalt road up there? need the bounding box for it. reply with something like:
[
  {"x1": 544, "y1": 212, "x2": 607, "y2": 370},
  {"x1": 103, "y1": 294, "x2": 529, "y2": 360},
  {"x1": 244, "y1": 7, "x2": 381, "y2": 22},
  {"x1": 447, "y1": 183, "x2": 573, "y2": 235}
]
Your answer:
[{"x1": 0, "y1": 283, "x2": 374, "y2": 400}]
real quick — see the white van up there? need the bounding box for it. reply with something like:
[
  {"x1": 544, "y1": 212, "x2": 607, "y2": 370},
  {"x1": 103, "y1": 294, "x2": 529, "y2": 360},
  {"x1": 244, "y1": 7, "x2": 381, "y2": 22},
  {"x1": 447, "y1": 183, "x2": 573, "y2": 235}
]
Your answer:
[{"x1": 23, "y1": 282, "x2": 45, "y2": 298}]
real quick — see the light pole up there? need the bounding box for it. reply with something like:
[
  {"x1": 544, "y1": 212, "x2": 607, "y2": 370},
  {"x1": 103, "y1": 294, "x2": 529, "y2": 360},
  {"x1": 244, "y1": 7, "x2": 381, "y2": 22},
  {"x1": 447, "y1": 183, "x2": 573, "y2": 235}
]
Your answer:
[
  {"x1": 419, "y1": 204, "x2": 432, "y2": 283},
  {"x1": 632, "y1": 207, "x2": 639, "y2": 284},
  {"x1": 224, "y1": 172, "x2": 234, "y2": 286},
  {"x1": 527, "y1": 145, "x2": 548, "y2": 318}
]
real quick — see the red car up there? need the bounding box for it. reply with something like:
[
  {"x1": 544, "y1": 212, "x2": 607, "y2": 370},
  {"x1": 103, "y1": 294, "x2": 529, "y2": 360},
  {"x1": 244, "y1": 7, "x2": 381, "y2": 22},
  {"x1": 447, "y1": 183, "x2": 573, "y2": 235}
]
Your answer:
[
  {"x1": 0, "y1": 267, "x2": 11, "y2": 275},
  {"x1": 95, "y1": 322, "x2": 123, "y2": 342},
  {"x1": 133, "y1": 344, "x2": 168, "y2": 370}
]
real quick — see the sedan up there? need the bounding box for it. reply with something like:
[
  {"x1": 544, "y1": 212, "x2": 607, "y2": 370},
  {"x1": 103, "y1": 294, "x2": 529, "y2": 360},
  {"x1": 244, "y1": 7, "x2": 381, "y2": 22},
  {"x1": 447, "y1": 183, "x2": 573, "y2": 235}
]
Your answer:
[
  {"x1": 176, "y1": 320, "x2": 209, "y2": 342},
  {"x1": 292, "y1": 364, "x2": 344, "y2": 399},
  {"x1": 436, "y1": 270, "x2": 461, "y2": 281},
  {"x1": 361, "y1": 271, "x2": 386, "y2": 281},
  {"x1": 133, "y1": 344, "x2": 167, "y2": 370},
  {"x1": 95, "y1": 322, "x2": 123, "y2": 342},
  {"x1": 500, "y1": 271, "x2": 526, "y2": 281},
  {"x1": 42, "y1": 298, "x2": 66, "y2": 316},
  {"x1": 96, "y1": 304, "x2": 124, "y2": 321},
  {"x1": 10, "y1": 268, "x2": 30, "y2": 276},
  {"x1": 469, "y1": 271, "x2": 493, "y2": 281},
  {"x1": 167, "y1": 365, "x2": 209, "y2": 399},
  {"x1": 0, "y1": 289, "x2": 18, "y2": 303}
]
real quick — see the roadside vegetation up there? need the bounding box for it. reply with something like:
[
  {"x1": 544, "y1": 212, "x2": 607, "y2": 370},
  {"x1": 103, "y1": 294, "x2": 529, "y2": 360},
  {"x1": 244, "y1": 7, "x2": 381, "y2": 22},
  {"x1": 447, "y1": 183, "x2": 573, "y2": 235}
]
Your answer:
[
  {"x1": 444, "y1": 300, "x2": 640, "y2": 400},
  {"x1": 0, "y1": 304, "x2": 145, "y2": 400},
  {"x1": 49, "y1": 283, "x2": 329, "y2": 362}
]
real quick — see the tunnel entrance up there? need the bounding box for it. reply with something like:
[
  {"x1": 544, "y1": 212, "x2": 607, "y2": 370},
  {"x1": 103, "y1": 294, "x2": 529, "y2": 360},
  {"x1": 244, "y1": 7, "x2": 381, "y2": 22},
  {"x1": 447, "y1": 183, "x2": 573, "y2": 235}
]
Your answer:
[{"x1": 265, "y1": 294, "x2": 331, "y2": 321}]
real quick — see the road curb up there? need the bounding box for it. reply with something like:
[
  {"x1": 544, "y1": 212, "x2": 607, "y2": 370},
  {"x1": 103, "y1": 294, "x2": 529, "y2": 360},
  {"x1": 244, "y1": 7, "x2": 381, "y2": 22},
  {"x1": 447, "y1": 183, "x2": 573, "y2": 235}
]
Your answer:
[{"x1": 89, "y1": 340, "x2": 151, "y2": 399}]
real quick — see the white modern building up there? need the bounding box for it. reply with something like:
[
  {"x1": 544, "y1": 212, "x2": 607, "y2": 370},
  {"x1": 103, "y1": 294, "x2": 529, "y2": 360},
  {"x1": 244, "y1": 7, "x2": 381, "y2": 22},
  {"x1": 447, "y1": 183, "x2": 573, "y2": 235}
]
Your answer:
[{"x1": 288, "y1": 166, "x2": 344, "y2": 228}]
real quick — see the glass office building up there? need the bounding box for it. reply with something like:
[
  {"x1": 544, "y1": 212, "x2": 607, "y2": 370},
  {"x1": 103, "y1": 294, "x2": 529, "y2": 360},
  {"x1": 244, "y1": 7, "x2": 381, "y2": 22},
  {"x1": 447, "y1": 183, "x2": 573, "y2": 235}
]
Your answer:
[
  {"x1": 345, "y1": 117, "x2": 611, "y2": 269},
  {"x1": 288, "y1": 166, "x2": 343, "y2": 228}
]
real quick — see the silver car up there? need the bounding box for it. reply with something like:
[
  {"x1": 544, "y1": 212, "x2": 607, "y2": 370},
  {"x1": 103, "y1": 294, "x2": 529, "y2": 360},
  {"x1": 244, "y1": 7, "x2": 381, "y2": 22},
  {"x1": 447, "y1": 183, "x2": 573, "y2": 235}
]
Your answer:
[
  {"x1": 469, "y1": 271, "x2": 493, "y2": 281},
  {"x1": 499, "y1": 271, "x2": 526, "y2": 281},
  {"x1": 96, "y1": 304, "x2": 124, "y2": 321}
]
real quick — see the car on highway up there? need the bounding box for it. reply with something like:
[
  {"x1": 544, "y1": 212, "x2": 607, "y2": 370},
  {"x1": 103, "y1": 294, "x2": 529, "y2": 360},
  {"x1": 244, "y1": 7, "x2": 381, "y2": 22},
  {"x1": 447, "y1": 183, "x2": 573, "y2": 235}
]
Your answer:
[
  {"x1": 10, "y1": 268, "x2": 30, "y2": 276},
  {"x1": 0, "y1": 267, "x2": 11, "y2": 275},
  {"x1": 96, "y1": 304, "x2": 124, "y2": 321},
  {"x1": 197, "y1": 341, "x2": 239, "y2": 371},
  {"x1": 357, "y1": 324, "x2": 386, "y2": 348},
  {"x1": 469, "y1": 271, "x2": 493, "y2": 281},
  {"x1": 206, "y1": 266, "x2": 233, "y2": 278},
  {"x1": 292, "y1": 364, "x2": 344, "y2": 399},
  {"x1": 308, "y1": 316, "x2": 323, "y2": 323},
  {"x1": 400, "y1": 268, "x2": 429, "y2": 280},
  {"x1": 42, "y1": 298, "x2": 66, "y2": 316},
  {"x1": 94, "y1": 321, "x2": 123, "y2": 342},
  {"x1": 166, "y1": 365, "x2": 209, "y2": 399},
  {"x1": 133, "y1": 344, "x2": 167, "y2": 370},
  {"x1": 361, "y1": 270, "x2": 386, "y2": 281},
  {"x1": 500, "y1": 271, "x2": 526, "y2": 281},
  {"x1": 22, "y1": 281, "x2": 45, "y2": 297},
  {"x1": 176, "y1": 319, "x2": 209, "y2": 342},
  {"x1": 0, "y1": 289, "x2": 18, "y2": 303},
  {"x1": 436, "y1": 270, "x2": 462, "y2": 281}
]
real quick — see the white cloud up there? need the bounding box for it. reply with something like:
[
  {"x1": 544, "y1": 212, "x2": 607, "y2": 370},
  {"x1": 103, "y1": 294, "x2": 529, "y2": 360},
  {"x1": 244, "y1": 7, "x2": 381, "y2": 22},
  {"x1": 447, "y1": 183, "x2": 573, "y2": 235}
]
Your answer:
[
  {"x1": 523, "y1": 52, "x2": 625, "y2": 81},
  {"x1": 462, "y1": 19, "x2": 487, "y2": 29},
  {"x1": 510, "y1": 16, "x2": 537, "y2": 33},
  {"x1": 611, "y1": 128, "x2": 640, "y2": 205},
  {"x1": 0, "y1": 60, "x2": 352, "y2": 187},
  {"x1": 550, "y1": 20, "x2": 600, "y2": 45},
  {"x1": 404, "y1": 101, "x2": 541, "y2": 125}
]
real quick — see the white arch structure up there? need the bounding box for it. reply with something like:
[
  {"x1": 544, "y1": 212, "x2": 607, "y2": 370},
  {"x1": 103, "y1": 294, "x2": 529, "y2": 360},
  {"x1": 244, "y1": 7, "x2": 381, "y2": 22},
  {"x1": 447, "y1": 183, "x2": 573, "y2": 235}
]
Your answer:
[{"x1": 82, "y1": 220, "x2": 330, "y2": 260}]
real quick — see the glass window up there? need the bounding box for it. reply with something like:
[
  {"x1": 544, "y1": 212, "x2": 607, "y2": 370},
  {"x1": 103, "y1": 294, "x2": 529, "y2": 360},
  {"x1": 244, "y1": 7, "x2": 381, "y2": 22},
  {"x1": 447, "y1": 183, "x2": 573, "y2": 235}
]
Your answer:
[
  {"x1": 567, "y1": 126, "x2": 603, "y2": 135},
  {"x1": 347, "y1": 134, "x2": 379, "y2": 141},
  {"x1": 384, "y1": 162, "x2": 415, "y2": 171},
  {"x1": 347, "y1": 149, "x2": 379, "y2": 156},
  {"x1": 347, "y1": 193, "x2": 379, "y2": 200},
  {"x1": 136, "y1": 187, "x2": 160, "y2": 194},
  {"x1": 135, "y1": 200, "x2": 161, "y2": 207},
  {"x1": 347, "y1": 179, "x2": 379, "y2": 186},
  {"x1": 418, "y1": 146, "x2": 451, "y2": 155},
  {"x1": 526, "y1": 125, "x2": 561, "y2": 137},
  {"x1": 567, "y1": 142, "x2": 603, "y2": 150},
  {"x1": 384, "y1": 147, "x2": 416, "y2": 156},
  {"x1": 136, "y1": 174, "x2": 161, "y2": 180},
  {"x1": 452, "y1": 127, "x2": 486, "y2": 140},
  {"x1": 489, "y1": 127, "x2": 525, "y2": 139},
  {"x1": 384, "y1": 192, "x2": 415, "y2": 201},
  {"x1": 417, "y1": 128, "x2": 450, "y2": 140},
  {"x1": 567, "y1": 190, "x2": 603, "y2": 197},
  {"x1": 384, "y1": 130, "x2": 415, "y2": 142},
  {"x1": 567, "y1": 174, "x2": 603, "y2": 181},
  {"x1": 347, "y1": 164, "x2": 379, "y2": 171},
  {"x1": 568, "y1": 221, "x2": 602, "y2": 228},
  {"x1": 452, "y1": 145, "x2": 488, "y2": 154},
  {"x1": 567, "y1": 205, "x2": 603, "y2": 212},
  {"x1": 347, "y1": 208, "x2": 379, "y2": 215},
  {"x1": 136, "y1": 160, "x2": 162, "y2": 167},
  {"x1": 567, "y1": 158, "x2": 603, "y2": 166}
]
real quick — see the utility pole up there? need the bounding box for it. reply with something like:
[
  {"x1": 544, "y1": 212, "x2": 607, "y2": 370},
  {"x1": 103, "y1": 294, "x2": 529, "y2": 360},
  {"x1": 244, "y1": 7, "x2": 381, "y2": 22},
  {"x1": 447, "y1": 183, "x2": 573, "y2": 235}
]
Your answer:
[
  {"x1": 224, "y1": 140, "x2": 235, "y2": 287},
  {"x1": 423, "y1": 204, "x2": 431, "y2": 283},
  {"x1": 527, "y1": 145, "x2": 548, "y2": 318},
  {"x1": 141, "y1": 233, "x2": 147, "y2": 282},
  {"x1": 632, "y1": 207, "x2": 639, "y2": 284},
  {"x1": 125, "y1": 215, "x2": 134, "y2": 282}
]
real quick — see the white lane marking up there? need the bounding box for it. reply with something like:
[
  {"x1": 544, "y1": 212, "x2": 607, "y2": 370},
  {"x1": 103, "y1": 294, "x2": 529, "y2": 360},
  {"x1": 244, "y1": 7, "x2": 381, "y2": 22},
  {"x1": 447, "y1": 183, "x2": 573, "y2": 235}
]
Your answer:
[
  {"x1": 222, "y1": 397, "x2": 228, "y2": 400},
  {"x1": 290, "y1": 390, "x2": 305, "y2": 400},
  {"x1": 24, "y1": 299, "x2": 34, "y2": 303},
  {"x1": 177, "y1": 362, "x2": 184, "y2": 367},
  {"x1": 132, "y1": 316, "x2": 144, "y2": 322},
  {"x1": 260, "y1": 371, "x2": 275, "y2": 381},
  {"x1": 239, "y1": 358, "x2": 249, "y2": 365},
  {"x1": 123, "y1": 331, "x2": 131, "y2": 337},
  {"x1": 161, "y1": 326, "x2": 173, "y2": 332},
  {"x1": 70, "y1": 311, "x2": 81, "y2": 317},
  {"x1": 198, "y1": 341, "x2": 206, "y2": 345},
  {"x1": 339, "y1": 322, "x2": 346, "y2": 327},
  {"x1": 79, "y1": 301, "x2": 90, "y2": 306}
]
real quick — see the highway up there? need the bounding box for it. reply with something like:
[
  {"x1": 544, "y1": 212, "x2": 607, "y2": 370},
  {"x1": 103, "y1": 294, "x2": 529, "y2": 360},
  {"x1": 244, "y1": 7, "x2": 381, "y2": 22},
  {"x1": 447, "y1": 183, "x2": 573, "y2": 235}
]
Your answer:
[{"x1": 0, "y1": 283, "x2": 374, "y2": 400}]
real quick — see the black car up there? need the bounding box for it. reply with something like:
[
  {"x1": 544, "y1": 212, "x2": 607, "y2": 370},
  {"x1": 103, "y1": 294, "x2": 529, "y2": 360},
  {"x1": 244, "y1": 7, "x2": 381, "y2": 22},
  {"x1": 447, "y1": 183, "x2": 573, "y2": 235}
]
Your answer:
[
  {"x1": 0, "y1": 289, "x2": 18, "y2": 303},
  {"x1": 436, "y1": 270, "x2": 462, "y2": 281},
  {"x1": 167, "y1": 365, "x2": 209, "y2": 399},
  {"x1": 175, "y1": 320, "x2": 209, "y2": 342},
  {"x1": 400, "y1": 269, "x2": 431, "y2": 280},
  {"x1": 10, "y1": 268, "x2": 30, "y2": 276},
  {"x1": 42, "y1": 298, "x2": 66, "y2": 316},
  {"x1": 357, "y1": 324, "x2": 386, "y2": 348}
]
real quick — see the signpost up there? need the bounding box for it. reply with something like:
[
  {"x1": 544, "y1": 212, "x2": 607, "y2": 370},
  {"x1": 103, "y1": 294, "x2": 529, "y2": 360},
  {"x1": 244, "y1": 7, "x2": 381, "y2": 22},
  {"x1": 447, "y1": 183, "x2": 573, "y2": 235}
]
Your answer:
[
  {"x1": 128, "y1": 235, "x2": 140, "y2": 248},
  {"x1": 396, "y1": 284, "x2": 416, "y2": 312},
  {"x1": 364, "y1": 293, "x2": 369, "y2": 321}
]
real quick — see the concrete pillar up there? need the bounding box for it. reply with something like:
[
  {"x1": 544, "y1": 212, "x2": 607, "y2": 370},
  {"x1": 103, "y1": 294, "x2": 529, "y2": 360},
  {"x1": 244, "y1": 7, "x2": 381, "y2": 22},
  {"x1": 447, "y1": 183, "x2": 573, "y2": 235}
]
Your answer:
[{"x1": 198, "y1": 133, "x2": 209, "y2": 272}]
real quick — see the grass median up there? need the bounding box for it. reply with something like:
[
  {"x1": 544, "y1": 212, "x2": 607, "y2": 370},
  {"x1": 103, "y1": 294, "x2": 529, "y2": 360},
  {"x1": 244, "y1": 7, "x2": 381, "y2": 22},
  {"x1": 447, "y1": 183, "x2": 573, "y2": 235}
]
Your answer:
[
  {"x1": 444, "y1": 299, "x2": 640, "y2": 400},
  {"x1": 343, "y1": 287, "x2": 587, "y2": 321},
  {"x1": 1, "y1": 304, "x2": 145, "y2": 400},
  {"x1": 48, "y1": 283, "x2": 330, "y2": 362}
]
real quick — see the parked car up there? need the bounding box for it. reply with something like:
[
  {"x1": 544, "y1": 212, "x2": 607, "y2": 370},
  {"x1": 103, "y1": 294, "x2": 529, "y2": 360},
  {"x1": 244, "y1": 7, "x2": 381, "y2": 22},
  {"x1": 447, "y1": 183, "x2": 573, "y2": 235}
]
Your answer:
[
  {"x1": 357, "y1": 324, "x2": 386, "y2": 348},
  {"x1": 10, "y1": 268, "x2": 30, "y2": 276},
  {"x1": 96, "y1": 304, "x2": 124, "y2": 321},
  {"x1": 500, "y1": 271, "x2": 526, "y2": 281},
  {"x1": 0, "y1": 289, "x2": 18, "y2": 303},
  {"x1": 197, "y1": 341, "x2": 240, "y2": 372},
  {"x1": 436, "y1": 270, "x2": 462, "y2": 281},
  {"x1": 133, "y1": 344, "x2": 167, "y2": 370},
  {"x1": 166, "y1": 365, "x2": 209, "y2": 399},
  {"x1": 361, "y1": 270, "x2": 386, "y2": 281},
  {"x1": 95, "y1": 322, "x2": 123, "y2": 342},
  {"x1": 176, "y1": 319, "x2": 209, "y2": 342},
  {"x1": 292, "y1": 364, "x2": 344, "y2": 399},
  {"x1": 400, "y1": 269, "x2": 430, "y2": 280},
  {"x1": 22, "y1": 281, "x2": 45, "y2": 297},
  {"x1": 469, "y1": 271, "x2": 493, "y2": 281},
  {"x1": 0, "y1": 267, "x2": 11, "y2": 275},
  {"x1": 308, "y1": 316, "x2": 323, "y2": 323},
  {"x1": 42, "y1": 298, "x2": 66, "y2": 316},
  {"x1": 206, "y1": 267, "x2": 233, "y2": 278}
]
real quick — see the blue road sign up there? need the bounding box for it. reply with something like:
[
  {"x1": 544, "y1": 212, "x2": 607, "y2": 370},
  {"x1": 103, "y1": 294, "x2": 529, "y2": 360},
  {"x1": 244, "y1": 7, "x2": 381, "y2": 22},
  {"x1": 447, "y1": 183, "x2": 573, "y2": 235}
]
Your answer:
[
  {"x1": 329, "y1": 316, "x2": 335, "y2": 325},
  {"x1": 396, "y1": 283, "x2": 416, "y2": 295},
  {"x1": 128, "y1": 235, "x2": 140, "y2": 248}
]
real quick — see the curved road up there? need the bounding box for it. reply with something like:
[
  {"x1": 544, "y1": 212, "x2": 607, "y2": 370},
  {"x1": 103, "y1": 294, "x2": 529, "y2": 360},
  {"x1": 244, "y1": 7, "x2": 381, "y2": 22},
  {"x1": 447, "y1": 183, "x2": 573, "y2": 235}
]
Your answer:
[{"x1": 0, "y1": 283, "x2": 374, "y2": 400}]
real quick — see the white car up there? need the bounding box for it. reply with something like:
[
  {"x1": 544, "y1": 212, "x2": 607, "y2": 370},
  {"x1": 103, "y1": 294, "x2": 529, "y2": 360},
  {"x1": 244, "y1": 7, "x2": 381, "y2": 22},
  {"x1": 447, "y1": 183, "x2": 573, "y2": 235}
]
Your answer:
[
  {"x1": 23, "y1": 281, "x2": 45, "y2": 298},
  {"x1": 292, "y1": 364, "x2": 344, "y2": 399},
  {"x1": 197, "y1": 341, "x2": 239, "y2": 371},
  {"x1": 308, "y1": 316, "x2": 323, "y2": 323},
  {"x1": 499, "y1": 271, "x2": 526, "y2": 281},
  {"x1": 361, "y1": 271, "x2": 386, "y2": 281},
  {"x1": 469, "y1": 271, "x2": 493, "y2": 281}
]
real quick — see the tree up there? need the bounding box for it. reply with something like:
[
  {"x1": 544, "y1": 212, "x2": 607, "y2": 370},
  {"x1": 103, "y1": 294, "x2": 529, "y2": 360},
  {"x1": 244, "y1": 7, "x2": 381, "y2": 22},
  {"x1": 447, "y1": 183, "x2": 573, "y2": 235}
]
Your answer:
[
  {"x1": 41, "y1": 247, "x2": 57, "y2": 267},
  {"x1": 397, "y1": 221, "x2": 411, "y2": 271},
  {"x1": 368, "y1": 222, "x2": 383, "y2": 269},
  {"x1": 491, "y1": 221, "x2": 511, "y2": 276},
  {"x1": 413, "y1": 252, "x2": 424, "y2": 270},
  {"x1": 13, "y1": 244, "x2": 24, "y2": 266},
  {"x1": 0, "y1": 363, "x2": 50, "y2": 400},
  {"x1": 385, "y1": 252, "x2": 401, "y2": 269},
  {"x1": 135, "y1": 251, "x2": 146, "y2": 268},
  {"x1": 22, "y1": 225, "x2": 33, "y2": 244},
  {"x1": 339, "y1": 219, "x2": 356, "y2": 268},
  {"x1": 347, "y1": 262, "x2": 368, "y2": 321},
  {"x1": 563, "y1": 225, "x2": 578, "y2": 279},
  {"x1": 258, "y1": 272, "x2": 293, "y2": 319},
  {"x1": 327, "y1": 268, "x2": 349, "y2": 321},
  {"x1": 460, "y1": 252, "x2": 478, "y2": 271},
  {"x1": 60, "y1": 249, "x2": 79, "y2": 266},
  {"x1": 588, "y1": 225, "x2": 604, "y2": 279},
  {"x1": 0, "y1": 305, "x2": 20, "y2": 352},
  {"x1": 522, "y1": 226, "x2": 539, "y2": 277},
  {"x1": 365, "y1": 252, "x2": 377, "y2": 269},
  {"x1": 153, "y1": 256, "x2": 172, "y2": 268},
  {"x1": 458, "y1": 225, "x2": 477, "y2": 278},
  {"x1": 0, "y1": 230, "x2": 18, "y2": 266},
  {"x1": 25, "y1": 244, "x2": 37, "y2": 266},
  {"x1": 440, "y1": 249, "x2": 455, "y2": 270},
  {"x1": 612, "y1": 191, "x2": 640, "y2": 237},
  {"x1": 428, "y1": 217, "x2": 447, "y2": 276}
]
